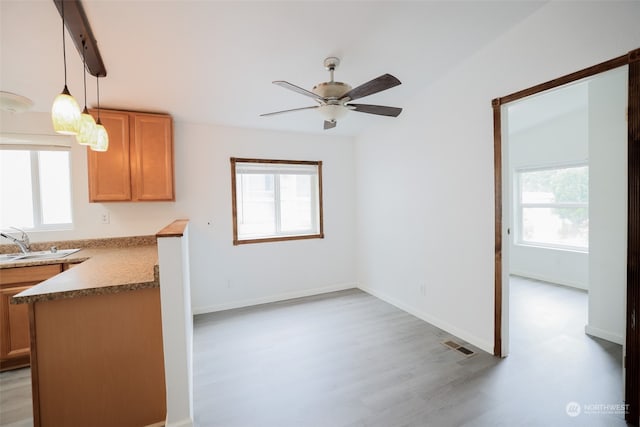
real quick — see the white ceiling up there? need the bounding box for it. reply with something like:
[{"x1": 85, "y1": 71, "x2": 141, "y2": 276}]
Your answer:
[
  {"x1": 0, "y1": 0, "x2": 545, "y2": 136},
  {"x1": 507, "y1": 80, "x2": 589, "y2": 134}
]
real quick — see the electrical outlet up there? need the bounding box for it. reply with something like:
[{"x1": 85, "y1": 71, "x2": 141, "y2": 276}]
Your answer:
[{"x1": 100, "y1": 212, "x2": 110, "y2": 224}]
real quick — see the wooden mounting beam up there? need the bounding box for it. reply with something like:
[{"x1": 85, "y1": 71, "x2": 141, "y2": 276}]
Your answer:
[{"x1": 53, "y1": 0, "x2": 106, "y2": 78}]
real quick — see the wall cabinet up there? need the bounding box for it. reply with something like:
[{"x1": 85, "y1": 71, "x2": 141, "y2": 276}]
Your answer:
[
  {"x1": 88, "y1": 109, "x2": 174, "y2": 202},
  {"x1": 0, "y1": 264, "x2": 62, "y2": 371}
]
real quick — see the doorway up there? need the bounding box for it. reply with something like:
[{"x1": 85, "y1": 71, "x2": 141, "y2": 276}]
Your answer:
[{"x1": 493, "y1": 49, "x2": 640, "y2": 425}]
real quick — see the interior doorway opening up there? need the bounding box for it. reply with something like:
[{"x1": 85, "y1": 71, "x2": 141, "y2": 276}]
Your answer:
[{"x1": 492, "y1": 48, "x2": 640, "y2": 425}]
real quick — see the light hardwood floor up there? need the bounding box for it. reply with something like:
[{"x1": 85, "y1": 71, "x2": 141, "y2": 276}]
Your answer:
[
  {"x1": 0, "y1": 367, "x2": 31, "y2": 426},
  {"x1": 193, "y1": 278, "x2": 625, "y2": 426},
  {"x1": 0, "y1": 277, "x2": 625, "y2": 426}
]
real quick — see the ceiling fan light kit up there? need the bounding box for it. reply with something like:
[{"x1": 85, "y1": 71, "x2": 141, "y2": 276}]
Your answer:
[{"x1": 261, "y1": 57, "x2": 403, "y2": 130}]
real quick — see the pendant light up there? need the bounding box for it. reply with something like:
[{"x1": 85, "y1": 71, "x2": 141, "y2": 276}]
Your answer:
[
  {"x1": 76, "y1": 39, "x2": 97, "y2": 145},
  {"x1": 91, "y1": 75, "x2": 109, "y2": 152},
  {"x1": 51, "y1": 0, "x2": 81, "y2": 135}
]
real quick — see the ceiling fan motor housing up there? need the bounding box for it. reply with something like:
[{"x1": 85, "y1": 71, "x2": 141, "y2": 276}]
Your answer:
[
  {"x1": 312, "y1": 82, "x2": 352, "y2": 100},
  {"x1": 313, "y1": 81, "x2": 352, "y2": 121}
]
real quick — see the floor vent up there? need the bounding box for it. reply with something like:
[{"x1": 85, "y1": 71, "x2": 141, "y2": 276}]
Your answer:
[
  {"x1": 442, "y1": 340, "x2": 475, "y2": 356},
  {"x1": 456, "y1": 346, "x2": 474, "y2": 356},
  {"x1": 443, "y1": 340, "x2": 460, "y2": 350}
]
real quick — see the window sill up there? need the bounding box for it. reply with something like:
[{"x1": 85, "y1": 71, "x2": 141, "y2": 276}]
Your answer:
[{"x1": 234, "y1": 233, "x2": 324, "y2": 246}]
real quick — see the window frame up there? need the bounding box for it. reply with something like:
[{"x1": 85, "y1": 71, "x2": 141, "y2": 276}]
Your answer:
[
  {"x1": 0, "y1": 149, "x2": 74, "y2": 231},
  {"x1": 230, "y1": 157, "x2": 324, "y2": 245},
  {"x1": 514, "y1": 162, "x2": 588, "y2": 252}
]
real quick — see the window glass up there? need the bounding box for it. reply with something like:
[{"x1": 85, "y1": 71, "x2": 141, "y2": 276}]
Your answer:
[
  {"x1": 0, "y1": 149, "x2": 72, "y2": 230},
  {"x1": 280, "y1": 174, "x2": 313, "y2": 232},
  {"x1": 39, "y1": 151, "x2": 72, "y2": 225},
  {"x1": 0, "y1": 150, "x2": 34, "y2": 228},
  {"x1": 521, "y1": 166, "x2": 588, "y2": 203},
  {"x1": 517, "y1": 164, "x2": 588, "y2": 250},
  {"x1": 236, "y1": 173, "x2": 276, "y2": 238},
  {"x1": 522, "y1": 207, "x2": 588, "y2": 248}
]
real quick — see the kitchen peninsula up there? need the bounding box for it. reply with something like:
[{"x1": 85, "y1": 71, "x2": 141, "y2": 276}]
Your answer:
[{"x1": 8, "y1": 236, "x2": 166, "y2": 427}]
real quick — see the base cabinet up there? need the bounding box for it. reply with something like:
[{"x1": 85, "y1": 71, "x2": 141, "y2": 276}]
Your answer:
[
  {"x1": 0, "y1": 265, "x2": 62, "y2": 371},
  {"x1": 30, "y1": 287, "x2": 166, "y2": 426}
]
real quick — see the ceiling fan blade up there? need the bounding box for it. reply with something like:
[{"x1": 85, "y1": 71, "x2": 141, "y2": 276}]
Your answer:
[
  {"x1": 349, "y1": 104, "x2": 403, "y2": 117},
  {"x1": 273, "y1": 81, "x2": 325, "y2": 102},
  {"x1": 340, "y1": 74, "x2": 401, "y2": 101},
  {"x1": 324, "y1": 120, "x2": 336, "y2": 130},
  {"x1": 260, "y1": 106, "x2": 318, "y2": 117}
]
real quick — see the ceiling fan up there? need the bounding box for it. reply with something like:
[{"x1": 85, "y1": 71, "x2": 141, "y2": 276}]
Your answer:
[{"x1": 261, "y1": 57, "x2": 403, "y2": 130}]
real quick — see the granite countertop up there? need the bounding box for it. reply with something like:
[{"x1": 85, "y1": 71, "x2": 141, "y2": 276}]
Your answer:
[{"x1": 9, "y1": 242, "x2": 159, "y2": 305}]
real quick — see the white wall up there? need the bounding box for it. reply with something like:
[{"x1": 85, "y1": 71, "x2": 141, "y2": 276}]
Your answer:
[
  {"x1": 508, "y1": 107, "x2": 589, "y2": 290},
  {"x1": 354, "y1": 1, "x2": 640, "y2": 353},
  {"x1": 157, "y1": 226, "x2": 194, "y2": 427},
  {"x1": 0, "y1": 112, "x2": 357, "y2": 313},
  {"x1": 176, "y1": 123, "x2": 357, "y2": 313},
  {"x1": 586, "y1": 67, "x2": 628, "y2": 345}
]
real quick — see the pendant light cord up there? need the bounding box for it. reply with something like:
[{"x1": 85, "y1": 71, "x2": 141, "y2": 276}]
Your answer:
[
  {"x1": 61, "y1": 0, "x2": 67, "y2": 86},
  {"x1": 82, "y1": 40, "x2": 87, "y2": 108},
  {"x1": 96, "y1": 75, "x2": 101, "y2": 122}
]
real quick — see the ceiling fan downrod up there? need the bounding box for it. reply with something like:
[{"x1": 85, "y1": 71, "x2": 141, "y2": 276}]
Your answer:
[{"x1": 324, "y1": 57, "x2": 340, "y2": 83}]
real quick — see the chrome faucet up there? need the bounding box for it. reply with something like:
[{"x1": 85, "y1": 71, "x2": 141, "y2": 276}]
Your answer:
[{"x1": 0, "y1": 227, "x2": 31, "y2": 254}]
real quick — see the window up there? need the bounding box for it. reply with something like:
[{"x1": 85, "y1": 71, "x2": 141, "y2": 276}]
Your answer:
[
  {"x1": 231, "y1": 158, "x2": 323, "y2": 245},
  {"x1": 0, "y1": 150, "x2": 73, "y2": 230},
  {"x1": 516, "y1": 164, "x2": 588, "y2": 250}
]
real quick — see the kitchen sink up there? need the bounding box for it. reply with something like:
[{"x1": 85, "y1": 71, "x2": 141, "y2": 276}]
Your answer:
[
  {"x1": 0, "y1": 253, "x2": 20, "y2": 263},
  {"x1": 0, "y1": 248, "x2": 81, "y2": 264}
]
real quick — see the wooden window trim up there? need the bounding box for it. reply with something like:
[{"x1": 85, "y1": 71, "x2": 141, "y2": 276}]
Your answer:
[{"x1": 230, "y1": 157, "x2": 324, "y2": 246}]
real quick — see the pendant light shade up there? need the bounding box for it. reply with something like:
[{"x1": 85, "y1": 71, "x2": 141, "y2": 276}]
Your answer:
[
  {"x1": 91, "y1": 75, "x2": 108, "y2": 152},
  {"x1": 52, "y1": 86, "x2": 81, "y2": 135},
  {"x1": 77, "y1": 107, "x2": 97, "y2": 145},
  {"x1": 93, "y1": 121, "x2": 109, "y2": 152},
  {"x1": 76, "y1": 40, "x2": 97, "y2": 145},
  {"x1": 52, "y1": 0, "x2": 80, "y2": 135}
]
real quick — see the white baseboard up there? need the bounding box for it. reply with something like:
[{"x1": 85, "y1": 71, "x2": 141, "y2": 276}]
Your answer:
[
  {"x1": 510, "y1": 271, "x2": 588, "y2": 291},
  {"x1": 585, "y1": 324, "x2": 624, "y2": 345},
  {"x1": 358, "y1": 285, "x2": 494, "y2": 354},
  {"x1": 163, "y1": 419, "x2": 193, "y2": 427},
  {"x1": 147, "y1": 420, "x2": 193, "y2": 427},
  {"x1": 192, "y1": 282, "x2": 358, "y2": 315}
]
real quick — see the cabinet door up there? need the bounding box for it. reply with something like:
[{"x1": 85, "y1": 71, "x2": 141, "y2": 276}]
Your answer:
[
  {"x1": 0, "y1": 264, "x2": 62, "y2": 371},
  {"x1": 131, "y1": 113, "x2": 174, "y2": 201},
  {"x1": 87, "y1": 110, "x2": 132, "y2": 202},
  {"x1": 0, "y1": 286, "x2": 31, "y2": 362}
]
